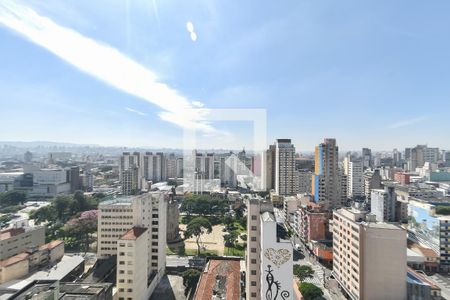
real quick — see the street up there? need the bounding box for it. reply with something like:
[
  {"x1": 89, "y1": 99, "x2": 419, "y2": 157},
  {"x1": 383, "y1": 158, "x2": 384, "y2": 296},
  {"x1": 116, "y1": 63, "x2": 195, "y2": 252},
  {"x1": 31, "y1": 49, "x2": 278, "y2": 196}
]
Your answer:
[{"x1": 274, "y1": 207, "x2": 346, "y2": 300}]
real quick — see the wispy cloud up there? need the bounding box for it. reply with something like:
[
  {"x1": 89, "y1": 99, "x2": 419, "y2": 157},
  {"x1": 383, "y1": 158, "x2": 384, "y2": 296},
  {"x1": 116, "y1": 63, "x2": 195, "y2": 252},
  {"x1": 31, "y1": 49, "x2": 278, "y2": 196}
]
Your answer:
[
  {"x1": 125, "y1": 107, "x2": 147, "y2": 116},
  {"x1": 0, "y1": 0, "x2": 212, "y2": 132},
  {"x1": 387, "y1": 116, "x2": 428, "y2": 129}
]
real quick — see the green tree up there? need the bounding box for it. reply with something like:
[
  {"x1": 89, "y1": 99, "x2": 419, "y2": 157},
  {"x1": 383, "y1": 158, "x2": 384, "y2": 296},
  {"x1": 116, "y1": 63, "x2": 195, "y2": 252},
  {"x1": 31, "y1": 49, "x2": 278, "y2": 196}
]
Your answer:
[
  {"x1": 53, "y1": 195, "x2": 73, "y2": 222},
  {"x1": 184, "y1": 217, "x2": 212, "y2": 256},
  {"x1": 293, "y1": 265, "x2": 314, "y2": 281},
  {"x1": 0, "y1": 191, "x2": 27, "y2": 207},
  {"x1": 299, "y1": 282, "x2": 323, "y2": 300},
  {"x1": 223, "y1": 230, "x2": 239, "y2": 247},
  {"x1": 182, "y1": 268, "x2": 201, "y2": 296},
  {"x1": 30, "y1": 205, "x2": 57, "y2": 224}
]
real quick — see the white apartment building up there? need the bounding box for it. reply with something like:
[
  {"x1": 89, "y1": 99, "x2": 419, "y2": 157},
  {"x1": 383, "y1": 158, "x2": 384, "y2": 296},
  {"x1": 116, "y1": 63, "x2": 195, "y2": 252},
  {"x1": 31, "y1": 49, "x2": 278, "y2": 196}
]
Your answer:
[
  {"x1": 344, "y1": 156, "x2": 364, "y2": 199},
  {"x1": 0, "y1": 226, "x2": 45, "y2": 260},
  {"x1": 117, "y1": 227, "x2": 149, "y2": 300},
  {"x1": 120, "y1": 152, "x2": 144, "y2": 192},
  {"x1": 370, "y1": 187, "x2": 396, "y2": 222},
  {"x1": 275, "y1": 139, "x2": 296, "y2": 196},
  {"x1": 97, "y1": 192, "x2": 167, "y2": 299},
  {"x1": 143, "y1": 152, "x2": 166, "y2": 182},
  {"x1": 246, "y1": 199, "x2": 293, "y2": 299},
  {"x1": 332, "y1": 207, "x2": 406, "y2": 300}
]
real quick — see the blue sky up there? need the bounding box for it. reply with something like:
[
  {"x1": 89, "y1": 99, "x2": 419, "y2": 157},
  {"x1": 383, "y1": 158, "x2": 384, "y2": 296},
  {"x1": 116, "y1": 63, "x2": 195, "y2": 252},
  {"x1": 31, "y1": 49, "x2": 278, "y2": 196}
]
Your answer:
[{"x1": 1, "y1": 0, "x2": 450, "y2": 151}]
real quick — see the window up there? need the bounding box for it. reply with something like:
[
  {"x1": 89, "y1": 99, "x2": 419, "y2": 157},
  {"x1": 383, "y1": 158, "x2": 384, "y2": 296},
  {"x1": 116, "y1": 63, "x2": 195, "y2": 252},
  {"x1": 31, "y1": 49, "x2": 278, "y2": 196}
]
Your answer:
[
  {"x1": 251, "y1": 281, "x2": 256, "y2": 286},
  {"x1": 251, "y1": 270, "x2": 256, "y2": 275},
  {"x1": 251, "y1": 226, "x2": 257, "y2": 231},
  {"x1": 251, "y1": 248, "x2": 256, "y2": 253},
  {"x1": 251, "y1": 293, "x2": 257, "y2": 297},
  {"x1": 251, "y1": 215, "x2": 257, "y2": 220},
  {"x1": 251, "y1": 237, "x2": 256, "y2": 242},
  {"x1": 251, "y1": 259, "x2": 256, "y2": 264}
]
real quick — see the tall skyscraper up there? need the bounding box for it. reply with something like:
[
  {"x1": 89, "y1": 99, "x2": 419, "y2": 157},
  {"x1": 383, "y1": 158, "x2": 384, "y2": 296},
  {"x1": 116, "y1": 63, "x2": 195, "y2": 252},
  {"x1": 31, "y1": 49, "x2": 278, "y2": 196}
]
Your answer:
[
  {"x1": 393, "y1": 148, "x2": 402, "y2": 167},
  {"x1": 262, "y1": 145, "x2": 276, "y2": 191},
  {"x1": 274, "y1": 139, "x2": 296, "y2": 196},
  {"x1": 362, "y1": 148, "x2": 372, "y2": 169},
  {"x1": 312, "y1": 138, "x2": 340, "y2": 209}
]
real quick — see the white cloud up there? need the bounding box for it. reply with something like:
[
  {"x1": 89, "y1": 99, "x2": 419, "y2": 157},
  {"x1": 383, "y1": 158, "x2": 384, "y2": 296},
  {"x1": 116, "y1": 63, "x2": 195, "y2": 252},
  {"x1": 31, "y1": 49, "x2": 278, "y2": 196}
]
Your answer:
[
  {"x1": 190, "y1": 31, "x2": 197, "y2": 42},
  {"x1": 387, "y1": 116, "x2": 428, "y2": 129},
  {"x1": 191, "y1": 100, "x2": 204, "y2": 107},
  {"x1": 0, "y1": 1, "x2": 210, "y2": 131},
  {"x1": 125, "y1": 107, "x2": 147, "y2": 116},
  {"x1": 186, "y1": 21, "x2": 194, "y2": 33}
]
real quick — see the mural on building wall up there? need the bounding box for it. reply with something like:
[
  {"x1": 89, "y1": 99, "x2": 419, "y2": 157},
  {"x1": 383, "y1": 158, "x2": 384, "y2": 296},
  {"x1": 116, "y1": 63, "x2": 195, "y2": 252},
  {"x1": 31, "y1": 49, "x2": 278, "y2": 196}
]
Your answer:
[
  {"x1": 408, "y1": 204, "x2": 439, "y2": 248},
  {"x1": 264, "y1": 248, "x2": 291, "y2": 267},
  {"x1": 265, "y1": 265, "x2": 290, "y2": 300}
]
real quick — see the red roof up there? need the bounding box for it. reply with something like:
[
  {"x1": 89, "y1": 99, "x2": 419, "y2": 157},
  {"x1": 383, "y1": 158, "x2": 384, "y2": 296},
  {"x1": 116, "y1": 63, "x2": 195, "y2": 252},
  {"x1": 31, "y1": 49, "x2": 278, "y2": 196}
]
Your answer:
[
  {"x1": 120, "y1": 227, "x2": 147, "y2": 240},
  {"x1": 412, "y1": 245, "x2": 439, "y2": 258},
  {"x1": 39, "y1": 240, "x2": 64, "y2": 251},
  {"x1": 194, "y1": 258, "x2": 241, "y2": 300},
  {"x1": 0, "y1": 228, "x2": 25, "y2": 241},
  {"x1": 0, "y1": 253, "x2": 29, "y2": 267}
]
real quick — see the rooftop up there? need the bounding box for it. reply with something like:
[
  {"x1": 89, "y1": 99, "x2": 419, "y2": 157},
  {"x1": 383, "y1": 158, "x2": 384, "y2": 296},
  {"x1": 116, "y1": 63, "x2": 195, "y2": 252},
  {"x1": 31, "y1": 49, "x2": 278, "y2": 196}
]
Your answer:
[
  {"x1": 0, "y1": 228, "x2": 25, "y2": 241},
  {"x1": 38, "y1": 240, "x2": 63, "y2": 251},
  {"x1": 120, "y1": 227, "x2": 147, "y2": 240},
  {"x1": 193, "y1": 258, "x2": 241, "y2": 300},
  {"x1": 0, "y1": 253, "x2": 29, "y2": 268},
  {"x1": 261, "y1": 211, "x2": 276, "y2": 222}
]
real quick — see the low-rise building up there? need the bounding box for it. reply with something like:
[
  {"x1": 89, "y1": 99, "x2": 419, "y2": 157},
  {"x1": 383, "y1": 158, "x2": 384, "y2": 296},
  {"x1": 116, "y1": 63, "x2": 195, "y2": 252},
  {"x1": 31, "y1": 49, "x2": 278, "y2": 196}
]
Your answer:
[
  {"x1": 193, "y1": 257, "x2": 242, "y2": 300},
  {"x1": 7, "y1": 280, "x2": 113, "y2": 300},
  {"x1": 407, "y1": 268, "x2": 441, "y2": 300},
  {"x1": 0, "y1": 226, "x2": 45, "y2": 260}
]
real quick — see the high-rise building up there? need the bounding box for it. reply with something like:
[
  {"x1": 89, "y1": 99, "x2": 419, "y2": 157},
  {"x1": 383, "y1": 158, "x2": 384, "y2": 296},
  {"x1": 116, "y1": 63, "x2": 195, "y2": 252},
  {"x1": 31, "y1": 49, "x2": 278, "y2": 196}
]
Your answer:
[
  {"x1": 296, "y1": 169, "x2": 312, "y2": 194},
  {"x1": 332, "y1": 207, "x2": 407, "y2": 300},
  {"x1": 344, "y1": 156, "x2": 364, "y2": 199},
  {"x1": 274, "y1": 139, "x2": 296, "y2": 196},
  {"x1": 424, "y1": 147, "x2": 439, "y2": 164},
  {"x1": 370, "y1": 186, "x2": 397, "y2": 222},
  {"x1": 121, "y1": 168, "x2": 140, "y2": 195},
  {"x1": 408, "y1": 145, "x2": 426, "y2": 171},
  {"x1": 116, "y1": 227, "x2": 149, "y2": 300},
  {"x1": 97, "y1": 192, "x2": 167, "y2": 298},
  {"x1": 312, "y1": 138, "x2": 340, "y2": 209},
  {"x1": 143, "y1": 152, "x2": 166, "y2": 182},
  {"x1": 362, "y1": 148, "x2": 372, "y2": 169},
  {"x1": 165, "y1": 153, "x2": 178, "y2": 179},
  {"x1": 120, "y1": 152, "x2": 143, "y2": 192},
  {"x1": 393, "y1": 148, "x2": 402, "y2": 167},
  {"x1": 363, "y1": 169, "x2": 382, "y2": 200},
  {"x1": 262, "y1": 145, "x2": 276, "y2": 191},
  {"x1": 246, "y1": 199, "x2": 293, "y2": 300}
]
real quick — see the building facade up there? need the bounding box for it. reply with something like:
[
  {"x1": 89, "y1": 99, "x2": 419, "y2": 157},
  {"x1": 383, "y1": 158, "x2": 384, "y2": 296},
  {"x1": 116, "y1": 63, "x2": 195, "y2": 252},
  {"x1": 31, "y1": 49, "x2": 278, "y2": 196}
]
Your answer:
[
  {"x1": 274, "y1": 139, "x2": 296, "y2": 196},
  {"x1": 312, "y1": 138, "x2": 341, "y2": 209},
  {"x1": 332, "y1": 207, "x2": 407, "y2": 300}
]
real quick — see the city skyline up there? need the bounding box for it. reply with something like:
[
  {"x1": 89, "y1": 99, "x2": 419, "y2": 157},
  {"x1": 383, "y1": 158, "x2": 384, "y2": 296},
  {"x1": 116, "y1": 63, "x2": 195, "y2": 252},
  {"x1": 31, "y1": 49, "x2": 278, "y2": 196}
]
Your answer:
[{"x1": 2, "y1": 1, "x2": 450, "y2": 150}]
